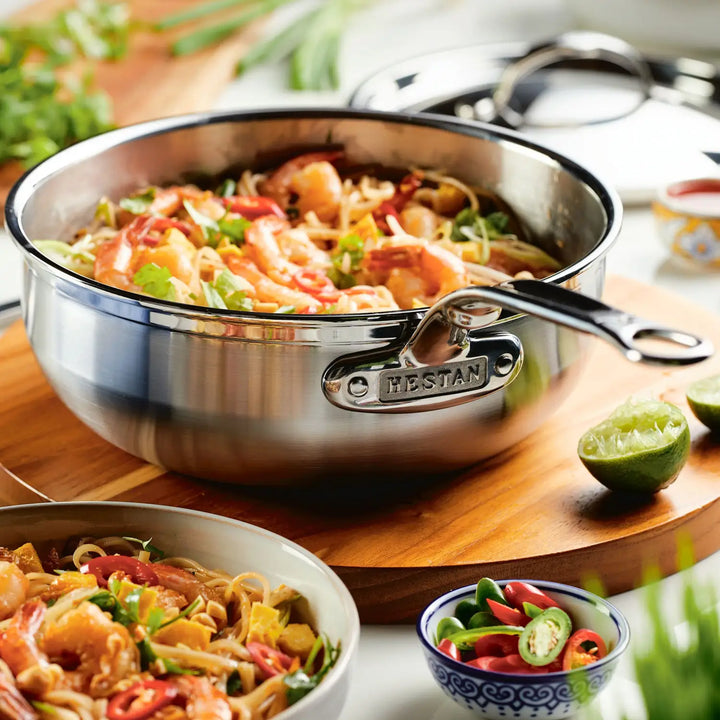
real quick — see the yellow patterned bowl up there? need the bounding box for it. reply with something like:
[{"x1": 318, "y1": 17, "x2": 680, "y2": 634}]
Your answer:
[{"x1": 653, "y1": 178, "x2": 720, "y2": 268}]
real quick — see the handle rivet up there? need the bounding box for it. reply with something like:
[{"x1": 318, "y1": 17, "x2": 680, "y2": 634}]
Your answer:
[
  {"x1": 494, "y1": 353, "x2": 515, "y2": 376},
  {"x1": 348, "y1": 376, "x2": 369, "y2": 397}
]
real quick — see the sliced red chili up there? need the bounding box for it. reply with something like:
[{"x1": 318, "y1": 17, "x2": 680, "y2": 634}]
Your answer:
[
  {"x1": 150, "y1": 217, "x2": 193, "y2": 237},
  {"x1": 437, "y1": 637, "x2": 461, "y2": 661},
  {"x1": 107, "y1": 679, "x2": 177, "y2": 720},
  {"x1": 474, "y1": 633, "x2": 519, "y2": 658},
  {"x1": 504, "y1": 582, "x2": 560, "y2": 611},
  {"x1": 119, "y1": 215, "x2": 192, "y2": 247},
  {"x1": 246, "y1": 641, "x2": 299, "y2": 678},
  {"x1": 467, "y1": 653, "x2": 551, "y2": 674},
  {"x1": 222, "y1": 196, "x2": 286, "y2": 219},
  {"x1": 80, "y1": 555, "x2": 158, "y2": 588},
  {"x1": 486, "y1": 599, "x2": 531, "y2": 627},
  {"x1": 293, "y1": 269, "x2": 341, "y2": 302},
  {"x1": 562, "y1": 629, "x2": 608, "y2": 671}
]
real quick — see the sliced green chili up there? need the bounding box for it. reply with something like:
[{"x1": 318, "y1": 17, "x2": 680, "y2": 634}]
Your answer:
[{"x1": 518, "y1": 607, "x2": 572, "y2": 666}]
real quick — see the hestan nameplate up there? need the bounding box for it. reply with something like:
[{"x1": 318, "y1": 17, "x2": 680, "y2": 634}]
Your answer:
[{"x1": 378, "y1": 358, "x2": 488, "y2": 402}]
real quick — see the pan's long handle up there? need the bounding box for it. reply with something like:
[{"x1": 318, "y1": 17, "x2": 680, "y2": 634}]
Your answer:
[
  {"x1": 447, "y1": 279, "x2": 713, "y2": 366},
  {"x1": 322, "y1": 279, "x2": 713, "y2": 414}
]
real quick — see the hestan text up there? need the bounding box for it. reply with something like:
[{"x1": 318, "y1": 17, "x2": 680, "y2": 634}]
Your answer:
[{"x1": 379, "y1": 359, "x2": 488, "y2": 402}]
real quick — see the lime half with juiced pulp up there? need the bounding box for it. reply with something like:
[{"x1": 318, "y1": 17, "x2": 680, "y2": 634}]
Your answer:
[
  {"x1": 577, "y1": 398, "x2": 690, "y2": 493},
  {"x1": 686, "y1": 375, "x2": 720, "y2": 432}
]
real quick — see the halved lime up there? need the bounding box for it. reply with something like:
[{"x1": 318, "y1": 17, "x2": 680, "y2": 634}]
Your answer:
[
  {"x1": 577, "y1": 398, "x2": 690, "y2": 493},
  {"x1": 686, "y1": 375, "x2": 720, "y2": 432}
]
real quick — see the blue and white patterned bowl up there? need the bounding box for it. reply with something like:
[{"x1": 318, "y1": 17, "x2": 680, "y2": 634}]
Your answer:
[{"x1": 416, "y1": 579, "x2": 630, "y2": 720}]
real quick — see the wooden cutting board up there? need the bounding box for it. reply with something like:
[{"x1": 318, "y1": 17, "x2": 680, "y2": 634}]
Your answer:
[
  {"x1": 0, "y1": 0, "x2": 265, "y2": 207},
  {"x1": 2, "y1": 275, "x2": 720, "y2": 623}
]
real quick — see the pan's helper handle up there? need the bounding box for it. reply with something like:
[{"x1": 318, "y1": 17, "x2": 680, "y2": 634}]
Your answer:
[{"x1": 448, "y1": 279, "x2": 713, "y2": 366}]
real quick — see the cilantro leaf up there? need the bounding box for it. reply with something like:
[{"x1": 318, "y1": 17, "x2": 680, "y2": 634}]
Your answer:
[
  {"x1": 218, "y1": 216, "x2": 252, "y2": 245},
  {"x1": 202, "y1": 269, "x2": 253, "y2": 311},
  {"x1": 333, "y1": 233, "x2": 364, "y2": 270},
  {"x1": 226, "y1": 669, "x2": 242, "y2": 695},
  {"x1": 88, "y1": 580, "x2": 142, "y2": 627},
  {"x1": 118, "y1": 187, "x2": 157, "y2": 215},
  {"x1": 133, "y1": 263, "x2": 177, "y2": 301},
  {"x1": 450, "y1": 208, "x2": 510, "y2": 243},
  {"x1": 329, "y1": 232, "x2": 364, "y2": 288}
]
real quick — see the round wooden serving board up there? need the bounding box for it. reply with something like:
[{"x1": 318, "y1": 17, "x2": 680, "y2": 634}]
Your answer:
[{"x1": 2, "y1": 275, "x2": 720, "y2": 623}]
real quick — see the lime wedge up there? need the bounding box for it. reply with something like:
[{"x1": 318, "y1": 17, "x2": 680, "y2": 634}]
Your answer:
[
  {"x1": 577, "y1": 398, "x2": 690, "y2": 493},
  {"x1": 686, "y1": 375, "x2": 720, "y2": 432}
]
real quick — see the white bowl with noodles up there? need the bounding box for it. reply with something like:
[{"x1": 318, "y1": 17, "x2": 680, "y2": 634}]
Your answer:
[{"x1": 0, "y1": 501, "x2": 360, "y2": 720}]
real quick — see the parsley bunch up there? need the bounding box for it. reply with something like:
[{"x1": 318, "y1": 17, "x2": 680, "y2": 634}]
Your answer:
[{"x1": 0, "y1": 0, "x2": 129, "y2": 168}]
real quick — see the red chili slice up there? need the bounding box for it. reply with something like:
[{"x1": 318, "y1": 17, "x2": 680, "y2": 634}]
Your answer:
[
  {"x1": 293, "y1": 269, "x2": 341, "y2": 302},
  {"x1": 222, "y1": 196, "x2": 286, "y2": 219},
  {"x1": 474, "y1": 633, "x2": 519, "y2": 658},
  {"x1": 246, "y1": 641, "x2": 299, "y2": 678},
  {"x1": 107, "y1": 679, "x2": 177, "y2": 720},
  {"x1": 468, "y1": 654, "x2": 550, "y2": 674},
  {"x1": 503, "y1": 582, "x2": 560, "y2": 611},
  {"x1": 80, "y1": 555, "x2": 158, "y2": 588},
  {"x1": 486, "y1": 598, "x2": 531, "y2": 626},
  {"x1": 437, "y1": 637, "x2": 461, "y2": 661},
  {"x1": 562, "y1": 629, "x2": 608, "y2": 671}
]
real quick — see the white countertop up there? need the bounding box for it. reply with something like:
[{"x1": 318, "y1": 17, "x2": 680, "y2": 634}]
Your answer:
[{"x1": 2, "y1": 2, "x2": 720, "y2": 718}]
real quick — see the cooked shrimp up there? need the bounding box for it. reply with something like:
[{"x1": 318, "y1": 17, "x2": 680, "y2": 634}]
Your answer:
[
  {"x1": 243, "y1": 216, "x2": 301, "y2": 286},
  {"x1": 224, "y1": 256, "x2": 322, "y2": 312},
  {"x1": 336, "y1": 285, "x2": 399, "y2": 313},
  {"x1": 94, "y1": 230, "x2": 137, "y2": 291},
  {"x1": 363, "y1": 241, "x2": 469, "y2": 308},
  {"x1": 133, "y1": 229, "x2": 197, "y2": 286},
  {"x1": 0, "y1": 674, "x2": 37, "y2": 720},
  {"x1": 95, "y1": 222, "x2": 197, "y2": 292},
  {"x1": 0, "y1": 601, "x2": 61, "y2": 696},
  {"x1": 289, "y1": 161, "x2": 343, "y2": 223},
  {"x1": 0, "y1": 562, "x2": 28, "y2": 622},
  {"x1": 400, "y1": 205, "x2": 441, "y2": 239},
  {"x1": 147, "y1": 186, "x2": 208, "y2": 218},
  {"x1": 170, "y1": 675, "x2": 231, "y2": 720},
  {"x1": 260, "y1": 151, "x2": 343, "y2": 210},
  {"x1": 41, "y1": 602, "x2": 139, "y2": 697},
  {"x1": 275, "y1": 228, "x2": 330, "y2": 269},
  {"x1": 0, "y1": 601, "x2": 48, "y2": 677},
  {"x1": 152, "y1": 565, "x2": 221, "y2": 606}
]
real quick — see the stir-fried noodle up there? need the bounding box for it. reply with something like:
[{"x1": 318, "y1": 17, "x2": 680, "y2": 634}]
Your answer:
[
  {"x1": 37, "y1": 151, "x2": 561, "y2": 315},
  {"x1": 0, "y1": 537, "x2": 338, "y2": 720}
]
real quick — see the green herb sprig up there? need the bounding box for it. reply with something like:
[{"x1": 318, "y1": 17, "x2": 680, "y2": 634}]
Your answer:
[{"x1": 0, "y1": 0, "x2": 129, "y2": 168}]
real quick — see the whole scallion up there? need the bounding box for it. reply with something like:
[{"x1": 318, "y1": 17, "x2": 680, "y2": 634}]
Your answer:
[{"x1": 163, "y1": 0, "x2": 372, "y2": 91}]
